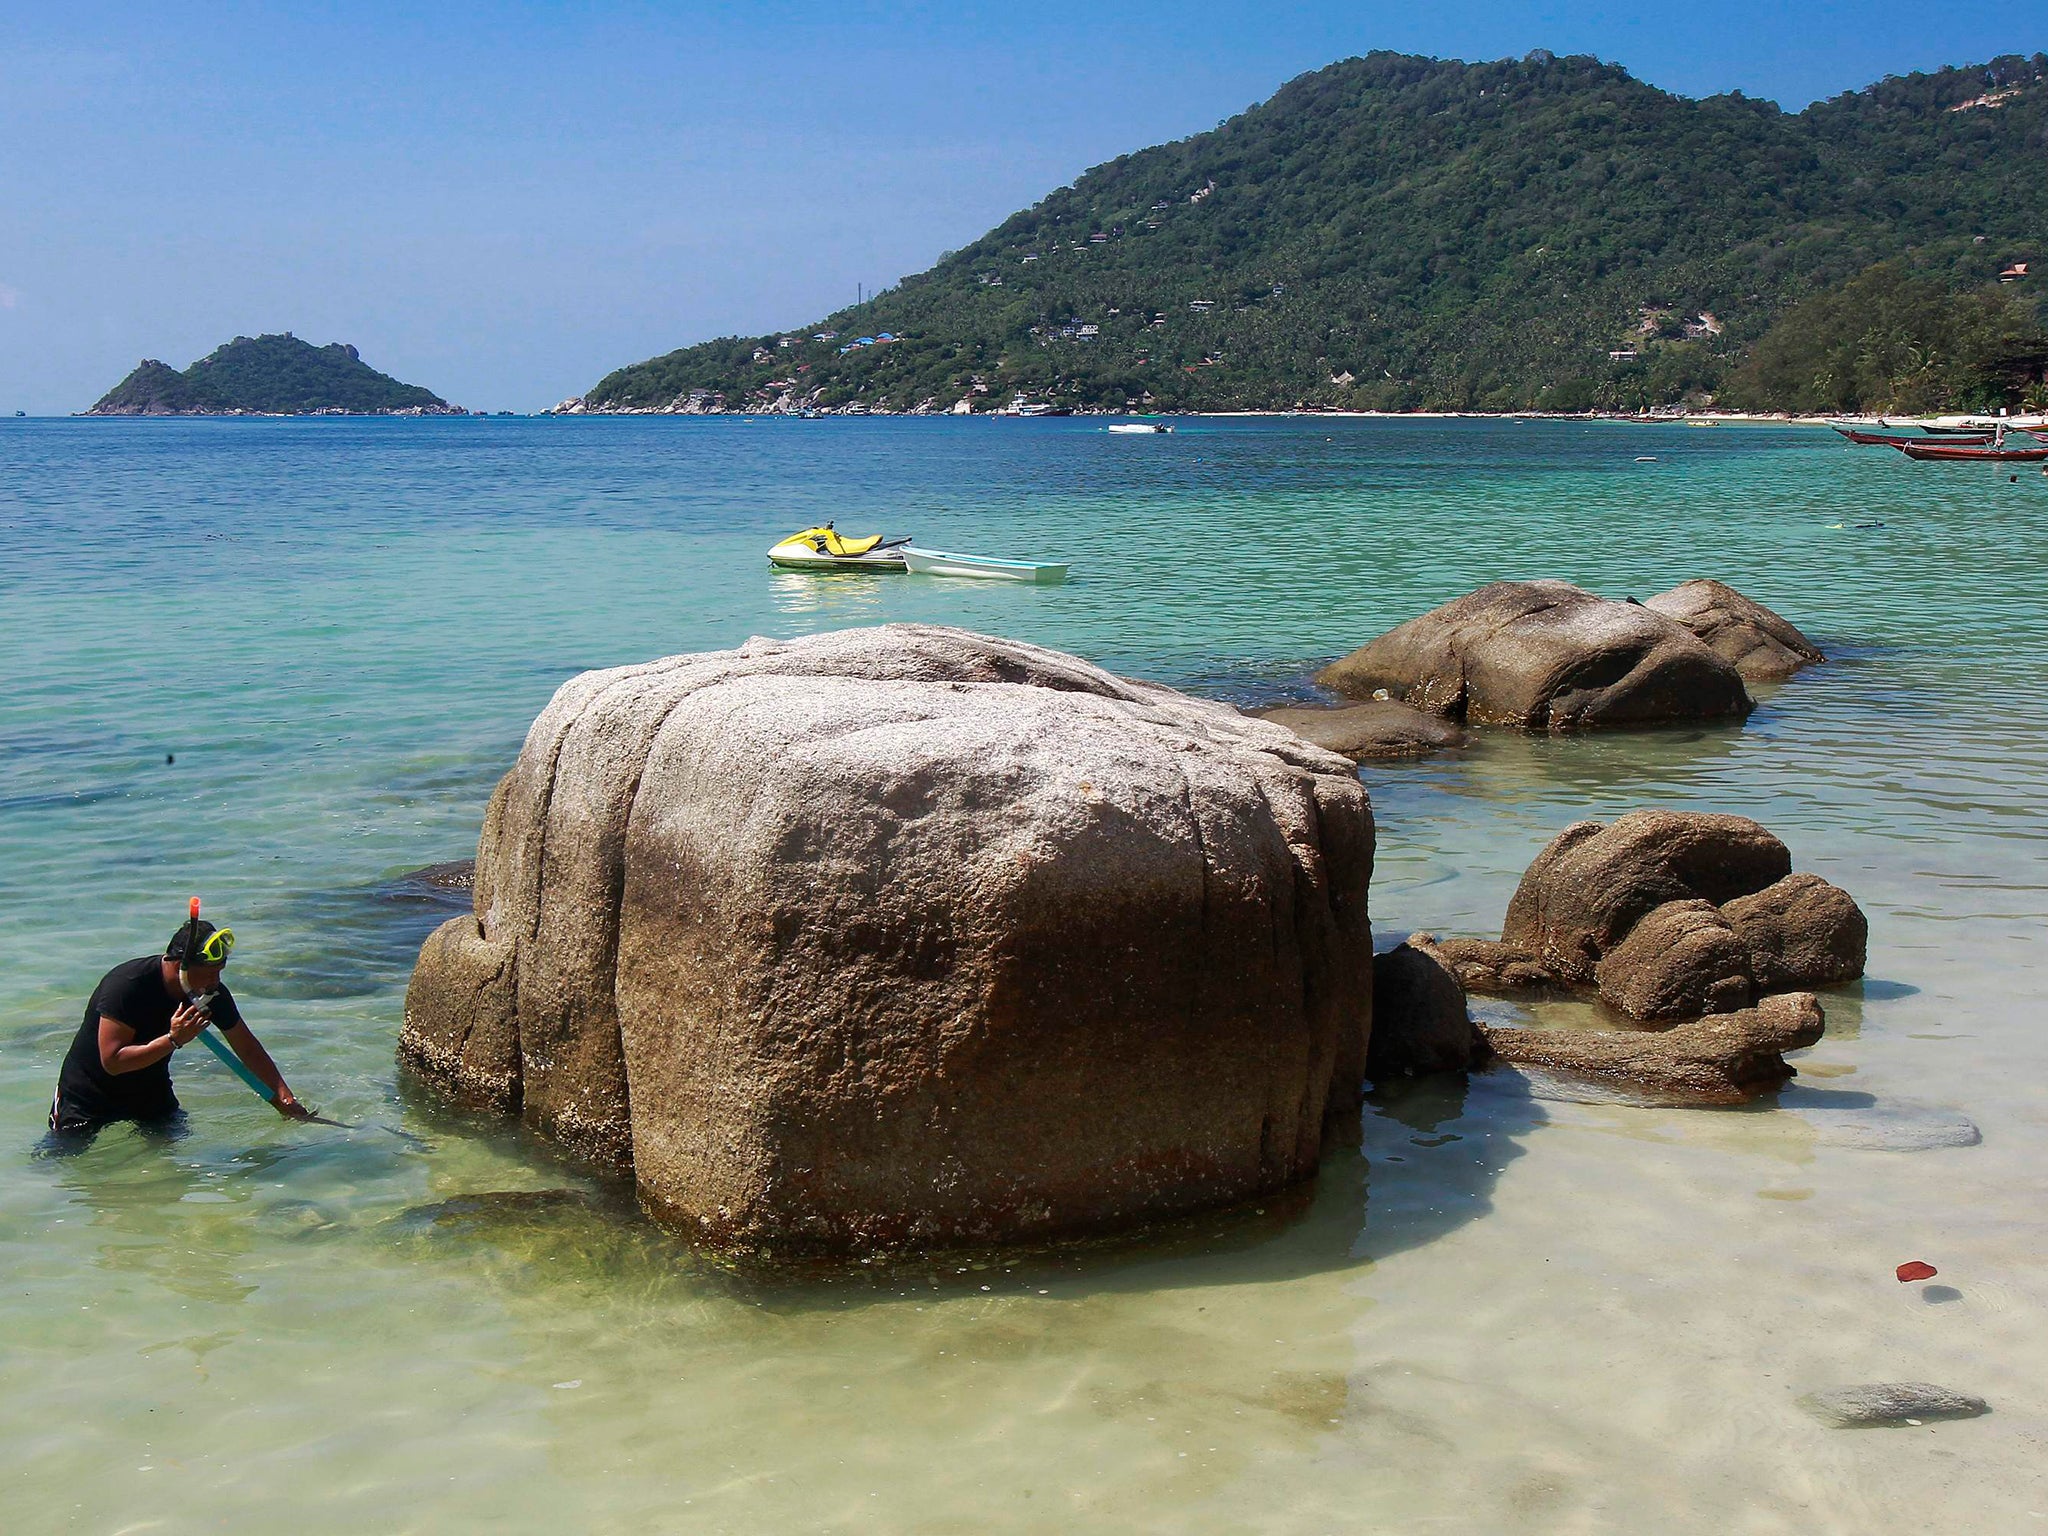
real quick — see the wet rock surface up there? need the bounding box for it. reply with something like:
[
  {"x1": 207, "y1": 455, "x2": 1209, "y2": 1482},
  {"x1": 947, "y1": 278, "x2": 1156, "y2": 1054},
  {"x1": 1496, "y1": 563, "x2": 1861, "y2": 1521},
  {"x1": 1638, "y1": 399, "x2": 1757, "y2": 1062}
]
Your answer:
[
  {"x1": 1315, "y1": 579, "x2": 1753, "y2": 732},
  {"x1": 1796, "y1": 1382, "x2": 1988, "y2": 1427},
  {"x1": 403, "y1": 624, "x2": 1376, "y2": 1254},
  {"x1": 1644, "y1": 579, "x2": 1825, "y2": 682},
  {"x1": 1501, "y1": 810, "x2": 1793, "y2": 985},
  {"x1": 1723, "y1": 873, "x2": 1869, "y2": 990},
  {"x1": 1411, "y1": 933, "x2": 1565, "y2": 993},
  {"x1": 1369, "y1": 942, "x2": 1489, "y2": 1077},
  {"x1": 1416, "y1": 811, "x2": 1865, "y2": 1099},
  {"x1": 1592, "y1": 899, "x2": 1754, "y2": 1020},
  {"x1": 1482, "y1": 992, "x2": 1826, "y2": 1102},
  {"x1": 1255, "y1": 700, "x2": 1468, "y2": 760}
]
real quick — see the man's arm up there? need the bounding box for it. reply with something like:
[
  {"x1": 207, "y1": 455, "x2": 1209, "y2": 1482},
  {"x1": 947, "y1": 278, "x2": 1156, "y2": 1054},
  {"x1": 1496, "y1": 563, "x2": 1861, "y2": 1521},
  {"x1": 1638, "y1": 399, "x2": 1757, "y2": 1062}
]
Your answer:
[
  {"x1": 218, "y1": 1020, "x2": 308, "y2": 1118},
  {"x1": 97, "y1": 1006, "x2": 204, "y2": 1074}
]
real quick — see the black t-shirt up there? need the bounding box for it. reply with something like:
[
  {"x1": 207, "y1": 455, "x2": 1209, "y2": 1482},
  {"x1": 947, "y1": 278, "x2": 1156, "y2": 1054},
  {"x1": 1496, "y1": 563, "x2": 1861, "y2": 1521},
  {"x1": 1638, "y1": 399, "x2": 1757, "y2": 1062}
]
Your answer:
[{"x1": 56, "y1": 956, "x2": 243, "y2": 1122}]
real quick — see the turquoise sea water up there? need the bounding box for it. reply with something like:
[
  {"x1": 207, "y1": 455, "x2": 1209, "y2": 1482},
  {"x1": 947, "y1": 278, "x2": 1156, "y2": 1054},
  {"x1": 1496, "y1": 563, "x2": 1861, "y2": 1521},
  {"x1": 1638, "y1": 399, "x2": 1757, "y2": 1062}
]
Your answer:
[{"x1": 3, "y1": 416, "x2": 2045, "y2": 1532}]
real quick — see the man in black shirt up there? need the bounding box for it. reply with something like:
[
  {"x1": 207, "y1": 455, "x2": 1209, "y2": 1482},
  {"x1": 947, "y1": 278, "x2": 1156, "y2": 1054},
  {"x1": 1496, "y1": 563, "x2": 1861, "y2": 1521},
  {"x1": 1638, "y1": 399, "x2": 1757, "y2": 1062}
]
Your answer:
[{"x1": 50, "y1": 916, "x2": 305, "y2": 1138}]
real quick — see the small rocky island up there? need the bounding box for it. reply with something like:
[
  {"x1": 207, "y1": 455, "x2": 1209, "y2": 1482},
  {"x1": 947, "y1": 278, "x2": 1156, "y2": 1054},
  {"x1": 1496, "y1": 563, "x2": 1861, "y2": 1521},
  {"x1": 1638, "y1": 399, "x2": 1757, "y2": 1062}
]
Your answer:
[{"x1": 86, "y1": 333, "x2": 461, "y2": 416}]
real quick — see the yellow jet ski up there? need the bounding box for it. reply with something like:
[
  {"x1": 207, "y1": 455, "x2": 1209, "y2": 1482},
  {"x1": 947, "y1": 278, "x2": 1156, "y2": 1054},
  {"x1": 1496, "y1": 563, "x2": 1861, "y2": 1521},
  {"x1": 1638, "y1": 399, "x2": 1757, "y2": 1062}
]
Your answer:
[{"x1": 767, "y1": 523, "x2": 912, "y2": 572}]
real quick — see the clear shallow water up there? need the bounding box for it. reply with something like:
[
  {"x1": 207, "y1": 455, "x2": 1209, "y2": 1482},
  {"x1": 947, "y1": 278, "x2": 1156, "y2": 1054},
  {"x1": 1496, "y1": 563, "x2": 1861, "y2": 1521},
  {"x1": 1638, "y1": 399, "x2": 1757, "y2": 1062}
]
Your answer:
[{"x1": 2, "y1": 416, "x2": 2045, "y2": 1532}]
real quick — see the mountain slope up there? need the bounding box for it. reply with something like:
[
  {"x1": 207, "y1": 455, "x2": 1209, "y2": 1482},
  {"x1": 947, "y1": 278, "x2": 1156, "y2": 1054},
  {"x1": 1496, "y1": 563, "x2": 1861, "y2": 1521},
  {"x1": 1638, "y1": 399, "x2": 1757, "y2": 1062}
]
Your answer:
[
  {"x1": 581, "y1": 50, "x2": 2048, "y2": 414},
  {"x1": 88, "y1": 334, "x2": 455, "y2": 415}
]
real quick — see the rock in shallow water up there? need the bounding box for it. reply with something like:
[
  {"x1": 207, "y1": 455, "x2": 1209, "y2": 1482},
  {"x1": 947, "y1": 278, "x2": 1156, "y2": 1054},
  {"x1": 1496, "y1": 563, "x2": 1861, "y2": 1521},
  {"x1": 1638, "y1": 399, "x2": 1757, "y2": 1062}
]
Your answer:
[
  {"x1": 1254, "y1": 700, "x2": 1468, "y2": 760},
  {"x1": 1644, "y1": 579, "x2": 1824, "y2": 682},
  {"x1": 1722, "y1": 872, "x2": 1868, "y2": 990},
  {"x1": 1797, "y1": 1099, "x2": 1982, "y2": 1151},
  {"x1": 1481, "y1": 992, "x2": 1825, "y2": 1102},
  {"x1": 1797, "y1": 1382, "x2": 1988, "y2": 1427},
  {"x1": 1592, "y1": 897, "x2": 1754, "y2": 1020},
  {"x1": 1314, "y1": 579, "x2": 1753, "y2": 731},
  {"x1": 1501, "y1": 810, "x2": 1792, "y2": 984},
  {"x1": 1411, "y1": 933, "x2": 1565, "y2": 993},
  {"x1": 403, "y1": 624, "x2": 1376, "y2": 1253},
  {"x1": 1368, "y1": 942, "x2": 1488, "y2": 1077}
]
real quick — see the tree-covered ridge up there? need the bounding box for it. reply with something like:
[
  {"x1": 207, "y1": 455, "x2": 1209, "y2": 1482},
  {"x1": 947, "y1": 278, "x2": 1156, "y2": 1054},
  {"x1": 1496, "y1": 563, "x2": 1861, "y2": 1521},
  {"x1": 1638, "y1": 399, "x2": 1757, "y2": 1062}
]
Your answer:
[
  {"x1": 581, "y1": 50, "x2": 2048, "y2": 415},
  {"x1": 87, "y1": 334, "x2": 455, "y2": 415}
]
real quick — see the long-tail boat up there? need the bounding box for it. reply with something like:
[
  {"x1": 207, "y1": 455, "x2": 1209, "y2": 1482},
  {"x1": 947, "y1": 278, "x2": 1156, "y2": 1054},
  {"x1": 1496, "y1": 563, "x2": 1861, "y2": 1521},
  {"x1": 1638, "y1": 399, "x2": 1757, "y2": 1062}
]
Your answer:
[
  {"x1": 1893, "y1": 439, "x2": 2048, "y2": 462},
  {"x1": 1836, "y1": 427, "x2": 1995, "y2": 446}
]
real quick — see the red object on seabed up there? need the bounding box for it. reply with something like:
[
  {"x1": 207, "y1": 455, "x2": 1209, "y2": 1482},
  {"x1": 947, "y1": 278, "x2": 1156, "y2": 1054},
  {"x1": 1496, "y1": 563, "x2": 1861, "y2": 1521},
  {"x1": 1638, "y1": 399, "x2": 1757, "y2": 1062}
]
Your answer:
[{"x1": 1897, "y1": 1261, "x2": 1939, "y2": 1282}]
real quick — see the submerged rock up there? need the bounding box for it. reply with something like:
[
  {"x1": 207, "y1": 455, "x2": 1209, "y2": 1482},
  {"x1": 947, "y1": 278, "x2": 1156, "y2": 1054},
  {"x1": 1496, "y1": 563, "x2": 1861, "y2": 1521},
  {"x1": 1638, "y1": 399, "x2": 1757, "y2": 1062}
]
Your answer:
[
  {"x1": 1796, "y1": 1382, "x2": 1988, "y2": 1427},
  {"x1": 1644, "y1": 579, "x2": 1824, "y2": 682},
  {"x1": 396, "y1": 859, "x2": 476, "y2": 892},
  {"x1": 1255, "y1": 700, "x2": 1468, "y2": 760},
  {"x1": 1501, "y1": 810, "x2": 1792, "y2": 984},
  {"x1": 1722, "y1": 872, "x2": 1868, "y2": 990},
  {"x1": 1482, "y1": 992, "x2": 1825, "y2": 1101},
  {"x1": 1368, "y1": 942, "x2": 1489, "y2": 1077},
  {"x1": 1592, "y1": 899, "x2": 1754, "y2": 1020},
  {"x1": 403, "y1": 624, "x2": 1376, "y2": 1253},
  {"x1": 1798, "y1": 1099, "x2": 1982, "y2": 1152},
  {"x1": 1315, "y1": 580, "x2": 1752, "y2": 732}
]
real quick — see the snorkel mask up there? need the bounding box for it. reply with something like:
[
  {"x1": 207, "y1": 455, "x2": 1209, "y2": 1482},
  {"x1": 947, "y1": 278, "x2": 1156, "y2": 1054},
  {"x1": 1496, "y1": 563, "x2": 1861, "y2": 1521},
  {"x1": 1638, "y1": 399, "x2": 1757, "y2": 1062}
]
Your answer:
[{"x1": 174, "y1": 896, "x2": 235, "y2": 1006}]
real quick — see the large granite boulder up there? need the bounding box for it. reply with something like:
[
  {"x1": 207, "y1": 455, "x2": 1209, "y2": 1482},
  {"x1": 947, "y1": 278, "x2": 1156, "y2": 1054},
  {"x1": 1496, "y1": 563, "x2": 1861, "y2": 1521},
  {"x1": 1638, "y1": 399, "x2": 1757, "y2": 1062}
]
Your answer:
[
  {"x1": 1315, "y1": 581, "x2": 1753, "y2": 731},
  {"x1": 1483, "y1": 992, "x2": 1825, "y2": 1101},
  {"x1": 1644, "y1": 580, "x2": 1824, "y2": 682},
  {"x1": 1500, "y1": 811, "x2": 1792, "y2": 984},
  {"x1": 403, "y1": 625, "x2": 1376, "y2": 1253},
  {"x1": 1368, "y1": 942, "x2": 1488, "y2": 1077},
  {"x1": 1254, "y1": 700, "x2": 1468, "y2": 760},
  {"x1": 1722, "y1": 873, "x2": 1868, "y2": 989}
]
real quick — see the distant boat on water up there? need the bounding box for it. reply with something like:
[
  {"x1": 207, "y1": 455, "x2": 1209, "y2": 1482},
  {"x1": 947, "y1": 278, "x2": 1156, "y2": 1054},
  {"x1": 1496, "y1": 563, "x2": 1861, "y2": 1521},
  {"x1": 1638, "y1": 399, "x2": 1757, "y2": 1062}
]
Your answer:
[
  {"x1": 1835, "y1": 426, "x2": 1995, "y2": 446},
  {"x1": 1894, "y1": 438, "x2": 2048, "y2": 462}
]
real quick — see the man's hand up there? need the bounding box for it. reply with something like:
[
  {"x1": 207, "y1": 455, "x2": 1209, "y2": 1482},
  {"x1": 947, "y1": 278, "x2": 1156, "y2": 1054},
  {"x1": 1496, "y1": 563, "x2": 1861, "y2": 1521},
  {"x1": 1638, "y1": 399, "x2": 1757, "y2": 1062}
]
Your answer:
[
  {"x1": 167, "y1": 1003, "x2": 208, "y2": 1049},
  {"x1": 273, "y1": 1092, "x2": 313, "y2": 1121}
]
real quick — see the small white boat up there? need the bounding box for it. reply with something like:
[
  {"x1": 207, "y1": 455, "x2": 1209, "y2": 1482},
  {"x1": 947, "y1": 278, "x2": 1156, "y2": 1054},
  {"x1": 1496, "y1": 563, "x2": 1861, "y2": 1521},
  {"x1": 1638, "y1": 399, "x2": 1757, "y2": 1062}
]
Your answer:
[
  {"x1": 901, "y1": 547, "x2": 1068, "y2": 583},
  {"x1": 1107, "y1": 422, "x2": 1173, "y2": 434}
]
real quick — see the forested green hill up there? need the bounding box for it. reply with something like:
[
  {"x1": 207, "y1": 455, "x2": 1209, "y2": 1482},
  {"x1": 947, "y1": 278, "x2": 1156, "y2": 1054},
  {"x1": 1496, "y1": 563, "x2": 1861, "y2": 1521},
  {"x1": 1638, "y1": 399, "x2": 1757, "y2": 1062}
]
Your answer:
[
  {"x1": 583, "y1": 50, "x2": 2048, "y2": 415},
  {"x1": 88, "y1": 334, "x2": 454, "y2": 415}
]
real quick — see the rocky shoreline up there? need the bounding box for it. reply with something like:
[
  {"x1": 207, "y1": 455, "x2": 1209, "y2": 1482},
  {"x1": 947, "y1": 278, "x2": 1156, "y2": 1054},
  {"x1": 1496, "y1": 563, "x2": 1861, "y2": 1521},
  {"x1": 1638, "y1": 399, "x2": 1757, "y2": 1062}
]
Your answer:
[
  {"x1": 395, "y1": 579, "x2": 1906, "y2": 1260},
  {"x1": 544, "y1": 392, "x2": 1850, "y2": 423}
]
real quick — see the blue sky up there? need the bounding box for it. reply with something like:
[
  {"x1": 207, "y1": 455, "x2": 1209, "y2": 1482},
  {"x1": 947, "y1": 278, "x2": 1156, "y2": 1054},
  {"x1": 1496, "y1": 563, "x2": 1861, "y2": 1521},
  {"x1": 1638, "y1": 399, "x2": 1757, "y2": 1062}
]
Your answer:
[{"x1": 2, "y1": 4, "x2": 2042, "y2": 413}]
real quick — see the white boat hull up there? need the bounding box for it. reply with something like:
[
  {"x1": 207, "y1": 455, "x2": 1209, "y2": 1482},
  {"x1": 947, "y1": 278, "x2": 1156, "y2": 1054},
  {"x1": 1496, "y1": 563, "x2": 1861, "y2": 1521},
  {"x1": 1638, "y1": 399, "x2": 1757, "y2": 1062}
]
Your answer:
[{"x1": 901, "y1": 547, "x2": 1067, "y2": 583}]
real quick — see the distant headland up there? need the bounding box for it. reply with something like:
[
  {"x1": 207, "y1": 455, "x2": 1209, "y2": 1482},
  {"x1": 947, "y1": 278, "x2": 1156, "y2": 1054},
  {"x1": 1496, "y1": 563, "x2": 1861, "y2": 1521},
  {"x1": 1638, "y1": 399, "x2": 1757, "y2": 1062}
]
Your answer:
[
  {"x1": 85, "y1": 333, "x2": 462, "y2": 416},
  {"x1": 570, "y1": 50, "x2": 2048, "y2": 418}
]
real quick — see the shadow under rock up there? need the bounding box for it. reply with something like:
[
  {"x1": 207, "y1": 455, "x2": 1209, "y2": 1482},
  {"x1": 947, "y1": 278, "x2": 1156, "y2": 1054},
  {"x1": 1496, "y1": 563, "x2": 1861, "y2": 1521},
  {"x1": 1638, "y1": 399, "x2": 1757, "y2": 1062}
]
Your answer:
[{"x1": 376, "y1": 1064, "x2": 1546, "y2": 1316}]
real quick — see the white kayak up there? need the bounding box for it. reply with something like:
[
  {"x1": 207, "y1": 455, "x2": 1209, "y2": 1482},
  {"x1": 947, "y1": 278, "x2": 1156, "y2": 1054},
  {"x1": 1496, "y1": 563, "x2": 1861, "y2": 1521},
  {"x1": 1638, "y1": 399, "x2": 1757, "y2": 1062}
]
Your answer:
[
  {"x1": 1107, "y1": 422, "x2": 1172, "y2": 434},
  {"x1": 901, "y1": 547, "x2": 1068, "y2": 583}
]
